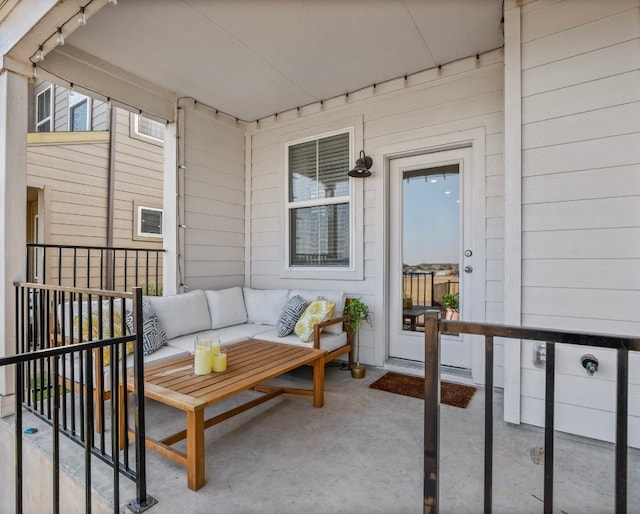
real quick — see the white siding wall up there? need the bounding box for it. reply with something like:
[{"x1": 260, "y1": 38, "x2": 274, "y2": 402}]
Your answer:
[
  {"x1": 249, "y1": 51, "x2": 505, "y2": 370},
  {"x1": 519, "y1": 0, "x2": 640, "y2": 446},
  {"x1": 181, "y1": 105, "x2": 246, "y2": 290}
]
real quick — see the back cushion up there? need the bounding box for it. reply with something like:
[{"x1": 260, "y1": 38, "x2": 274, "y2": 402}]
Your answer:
[
  {"x1": 149, "y1": 289, "x2": 211, "y2": 340},
  {"x1": 205, "y1": 287, "x2": 248, "y2": 329},
  {"x1": 289, "y1": 290, "x2": 345, "y2": 334},
  {"x1": 243, "y1": 288, "x2": 289, "y2": 325}
]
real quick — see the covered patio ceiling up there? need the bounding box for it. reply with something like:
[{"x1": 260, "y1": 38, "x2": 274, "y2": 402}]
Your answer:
[{"x1": 15, "y1": 0, "x2": 504, "y2": 122}]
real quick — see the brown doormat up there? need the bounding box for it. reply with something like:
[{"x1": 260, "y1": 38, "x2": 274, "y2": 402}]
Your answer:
[{"x1": 370, "y1": 372, "x2": 476, "y2": 408}]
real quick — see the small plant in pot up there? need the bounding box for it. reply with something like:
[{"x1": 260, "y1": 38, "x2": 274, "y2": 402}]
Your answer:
[
  {"x1": 443, "y1": 292, "x2": 459, "y2": 320},
  {"x1": 343, "y1": 298, "x2": 372, "y2": 379}
]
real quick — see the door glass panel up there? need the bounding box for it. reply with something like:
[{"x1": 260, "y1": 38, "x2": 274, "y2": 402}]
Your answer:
[{"x1": 401, "y1": 165, "x2": 460, "y2": 331}]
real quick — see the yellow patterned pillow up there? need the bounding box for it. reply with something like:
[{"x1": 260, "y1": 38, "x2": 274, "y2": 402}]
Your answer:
[
  {"x1": 73, "y1": 308, "x2": 133, "y2": 366},
  {"x1": 294, "y1": 297, "x2": 335, "y2": 343}
]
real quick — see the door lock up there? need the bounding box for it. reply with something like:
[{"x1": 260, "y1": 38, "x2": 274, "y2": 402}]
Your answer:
[
  {"x1": 464, "y1": 266, "x2": 473, "y2": 273},
  {"x1": 464, "y1": 249, "x2": 472, "y2": 257}
]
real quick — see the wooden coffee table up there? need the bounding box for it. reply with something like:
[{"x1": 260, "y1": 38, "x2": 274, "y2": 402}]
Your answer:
[{"x1": 123, "y1": 339, "x2": 325, "y2": 490}]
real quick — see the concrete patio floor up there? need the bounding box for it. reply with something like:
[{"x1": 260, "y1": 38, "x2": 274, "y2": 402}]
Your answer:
[{"x1": 10, "y1": 364, "x2": 640, "y2": 513}]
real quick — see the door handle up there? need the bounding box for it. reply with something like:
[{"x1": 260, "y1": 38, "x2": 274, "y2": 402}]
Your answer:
[{"x1": 464, "y1": 266, "x2": 473, "y2": 273}]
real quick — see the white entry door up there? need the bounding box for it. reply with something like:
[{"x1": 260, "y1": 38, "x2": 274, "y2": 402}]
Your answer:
[{"x1": 389, "y1": 148, "x2": 480, "y2": 369}]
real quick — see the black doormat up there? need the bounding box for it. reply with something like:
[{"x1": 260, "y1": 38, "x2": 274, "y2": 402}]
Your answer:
[{"x1": 370, "y1": 372, "x2": 476, "y2": 408}]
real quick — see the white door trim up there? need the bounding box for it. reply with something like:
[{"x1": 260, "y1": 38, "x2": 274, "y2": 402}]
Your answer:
[{"x1": 374, "y1": 127, "x2": 487, "y2": 384}]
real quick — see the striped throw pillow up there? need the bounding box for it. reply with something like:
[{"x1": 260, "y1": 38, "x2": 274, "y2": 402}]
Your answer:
[{"x1": 276, "y1": 295, "x2": 307, "y2": 337}]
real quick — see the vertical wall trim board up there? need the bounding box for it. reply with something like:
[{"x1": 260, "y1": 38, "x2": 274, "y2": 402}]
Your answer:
[
  {"x1": 503, "y1": 2, "x2": 523, "y2": 425},
  {"x1": 245, "y1": 132, "x2": 252, "y2": 287},
  {"x1": 163, "y1": 114, "x2": 178, "y2": 296}
]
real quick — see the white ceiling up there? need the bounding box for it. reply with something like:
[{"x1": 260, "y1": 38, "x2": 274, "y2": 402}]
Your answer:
[{"x1": 65, "y1": 0, "x2": 503, "y2": 121}]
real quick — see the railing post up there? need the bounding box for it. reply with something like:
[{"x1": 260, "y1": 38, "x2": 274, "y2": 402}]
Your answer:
[
  {"x1": 424, "y1": 311, "x2": 440, "y2": 514},
  {"x1": 127, "y1": 287, "x2": 157, "y2": 512}
]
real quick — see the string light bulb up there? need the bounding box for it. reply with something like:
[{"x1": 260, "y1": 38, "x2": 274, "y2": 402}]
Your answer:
[
  {"x1": 31, "y1": 63, "x2": 37, "y2": 79},
  {"x1": 56, "y1": 28, "x2": 64, "y2": 46},
  {"x1": 35, "y1": 46, "x2": 44, "y2": 63},
  {"x1": 108, "y1": 0, "x2": 117, "y2": 4},
  {"x1": 78, "y1": 7, "x2": 87, "y2": 25}
]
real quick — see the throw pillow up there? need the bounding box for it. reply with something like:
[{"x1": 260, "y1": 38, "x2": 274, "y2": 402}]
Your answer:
[
  {"x1": 125, "y1": 297, "x2": 168, "y2": 357},
  {"x1": 294, "y1": 297, "x2": 336, "y2": 343},
  {"x1": 288, "y1": 290, "x2": 345, "y2": 335},
  {"x1": 72, "y1": 303, "x2": 133, "y2": 366},
  {"x1": 276, "y1": 295, "x2": 308, "y2": 337}
]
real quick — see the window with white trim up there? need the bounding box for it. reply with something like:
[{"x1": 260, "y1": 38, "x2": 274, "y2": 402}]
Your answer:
[
  {"x1": 286, "y1": 130, "x2": 351, "y2": 268},
  {"x1": 137, "y1": 206, "x2": 163, "y2": 237},
  {"x1": 69, "y1": 92, "x2": 90, "y2": 131},
  {"x1": 36, "y1": 87, "x2": 53, "y2": 132},
  {"x1": 133, "y1": 114, "x2": 164, "y2": 142}
]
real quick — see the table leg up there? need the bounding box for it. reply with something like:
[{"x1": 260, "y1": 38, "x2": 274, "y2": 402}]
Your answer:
[
  {"x1": 411, "y1": 316, "x2": 417, "y2": 331},
  {"x1": 312, "y1": 357, "x2": 325, "y2": 408},
  {"x1": 186, "y1": 408, "x2": 206, "y2": 491}
]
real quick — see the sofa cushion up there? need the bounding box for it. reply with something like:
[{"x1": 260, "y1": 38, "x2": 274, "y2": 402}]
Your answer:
[
  {"x1": 166, "y1": 328, "x2": 250, "y2": 355},
  {"x1": 276, "y1": 295, "x2": 307, "y2": 337},
  {"x1": 149, "y1": 290, "x2": 211, "y2": 340},
  {"x1": 243, "y1": 288, "x2": 289, "y2": 325},
  {"x1": 125, "y1": 297, "x2": 167, "y2": 357},
  {"x1": 257, "y1": 329, "x2": 348, "y2": 353},
  {"x1": 205, "y1": 287, "x2": 248, "y2": 329},
  {"x1": 289, "y1": 290, "x2": 345, "y2": 335},
  {"x1": 294, "y1": 297, "x2": 335, "y2": 343}
]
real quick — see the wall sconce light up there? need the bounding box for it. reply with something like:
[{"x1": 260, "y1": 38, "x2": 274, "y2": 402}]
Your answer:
[{"x1": 348, "y1": 150, "x2": 373, "y2": 178}]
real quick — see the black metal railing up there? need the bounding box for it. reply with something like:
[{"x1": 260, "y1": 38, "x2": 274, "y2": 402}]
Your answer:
[
  {"x1": 423, "y1": 313, "x2": 640, "y2": 514},
  {"x1": 27, "y1": 243, "x2": 164, "y2": 295},
  {"x1": 6, "y1": 283, "x2": 156, "y2": 513},
  {"x1": 402, "y1": 272, "x2": 460, "y2": 309}
]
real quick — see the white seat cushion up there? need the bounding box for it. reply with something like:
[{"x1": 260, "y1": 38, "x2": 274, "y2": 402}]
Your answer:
[
  {"x1": 255, "y1": 328, "x2": 347, "y2": 353},
  {"x1": 166, "y1": 329, "x2": 250, "y2": 355}
]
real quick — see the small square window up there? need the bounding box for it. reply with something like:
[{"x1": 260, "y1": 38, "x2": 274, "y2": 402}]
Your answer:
[
  {"x1": 138, "y1": 207, "x2": 163, "y2": 237},
  {"x1": 133, "y1": 114, "x2": 164, "y2": 142},
  {"x1": 69, "y1": 92, "x2": 91, "y2": 131}
]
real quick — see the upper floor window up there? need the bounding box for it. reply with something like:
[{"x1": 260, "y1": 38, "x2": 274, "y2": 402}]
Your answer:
[
  {"x1": 286, "y1": 130, "x2": 351, "y2": 269},
  {"x1": 69, "y1": 92, "x2": 90, "y2": 131},
  {"x1": 133, "y1": 114, "x2": 164, "y2": 143},
  {"x1": 36, "y1": 87, "x2": 53, "y2": 132}
]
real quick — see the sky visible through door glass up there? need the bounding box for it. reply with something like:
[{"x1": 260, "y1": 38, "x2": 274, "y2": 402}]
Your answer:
[{"x1": 403, "y1": 171, "x2": 460, "y2": 265}]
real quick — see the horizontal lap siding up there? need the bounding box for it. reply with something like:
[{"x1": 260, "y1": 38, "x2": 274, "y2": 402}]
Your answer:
[
  {"x1": 112, "y1": 109, "x2": 164, "y2": 250},
  {"x1": 250, "y1": 53, "x2": 504, "y2": 369},
  {"x1": 182, "y1": 106, "x2": 246, "y2": 290},
  {"x1": 520, "y1": 0, "x2": 640, "y2": 446}
]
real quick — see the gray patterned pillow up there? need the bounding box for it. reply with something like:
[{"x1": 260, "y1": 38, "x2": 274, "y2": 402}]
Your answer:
[
  {"x1": 126, "y1": 297, "x2": 168, "y2": 356},
  {"x1": 276, "y1": 295, "x2": 308, "y2": 337}
]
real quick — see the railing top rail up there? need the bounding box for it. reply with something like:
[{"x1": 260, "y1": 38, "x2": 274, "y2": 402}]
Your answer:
[
  {"x1": 15, "y1": 282, "x2": 135, "y2": 299},
  {"x1": 440, "y1": 319, "x2": 640, "y2": 351},
  {"x1": 0, "y1": 334, "x2": 135, "y2": 367},
  {"x1": 26, "y1": 243, "x2": 166, "y2": 253}
]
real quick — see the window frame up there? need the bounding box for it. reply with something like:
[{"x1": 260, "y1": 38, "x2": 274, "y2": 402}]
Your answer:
[
  {"x1": 36, "y1": 86, "x2": 53, "y2": 132},
  {"x1": 282, "y1": 124, "x2": 363, "y2": 280},
  {"x1": 131, "y1": 113, "x2": 164, "y2": 146},
  {"x1": 134, "y1": 203, "x2": 164, "y2": 241},
  {"x1": 68, "y1": 91, "x2": 91, "y2": 131}
]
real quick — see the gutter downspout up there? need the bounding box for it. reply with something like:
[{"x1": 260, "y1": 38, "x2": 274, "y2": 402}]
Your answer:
[{"x1": 106, "y1": 106, "x2": 116, "y2": 290}]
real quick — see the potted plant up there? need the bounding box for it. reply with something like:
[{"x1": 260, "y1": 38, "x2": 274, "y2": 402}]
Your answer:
[
  {"x1": 443, "y1": 292, "x2": 459, "y2": 320},
  {"x1": 343, "y1": 298, "x2": 372, "y2": 379}
]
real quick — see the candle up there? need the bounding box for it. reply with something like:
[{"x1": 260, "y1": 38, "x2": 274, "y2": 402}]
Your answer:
[
  {"x1": 211, "y1": 348, "x2": 227, "y2": 372},
  {"x1": 209, "y1": 335, "x2": 221, "y2": 370},
  {"x1": 194, "y1": 339, "x2": 211, "y2": 375}
]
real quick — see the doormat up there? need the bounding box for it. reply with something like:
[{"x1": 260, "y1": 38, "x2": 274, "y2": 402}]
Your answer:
[{"x1": 369, "y1": 372, "x2": 476, "y2": 408}]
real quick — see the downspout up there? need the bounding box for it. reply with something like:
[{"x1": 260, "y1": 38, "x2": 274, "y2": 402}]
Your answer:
[{"x1": 106, "y1": 106, "x2": 116, "y2": 289}]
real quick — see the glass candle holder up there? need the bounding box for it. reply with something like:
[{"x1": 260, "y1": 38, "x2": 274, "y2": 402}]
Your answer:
[
  {"x1": 211, "y1": 348, "x2": 227, "y2": 372},
  {"x1": 194, "y1": 337, "x2": 211, "y2": 375}
]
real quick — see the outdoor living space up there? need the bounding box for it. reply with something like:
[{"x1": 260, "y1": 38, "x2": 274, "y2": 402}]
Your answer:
[{"x1": 6, "y1": 363, "x2": 639, "y2": 513}]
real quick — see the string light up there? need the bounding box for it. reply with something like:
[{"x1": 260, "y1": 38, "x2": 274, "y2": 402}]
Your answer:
[
  {"x1": 56, "y1": 28, "x2": 64, "y2": 46},
  {"x1": 35, "y1": 46, "x2": 44, "y2": 62},
  {"x1": 78, "y1": 7, "x2": 87, "y2": 25},
  {"x1": 31, "y1": 63, "x2": 37, "y2": 79},
  {"x1": 108, "y1": 0, "x2": 117, "y2": 4}
]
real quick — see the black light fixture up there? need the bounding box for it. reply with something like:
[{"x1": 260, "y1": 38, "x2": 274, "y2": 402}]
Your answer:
[{"x1": 348, "y1": 150, "x2": 373, "y2": 178}]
